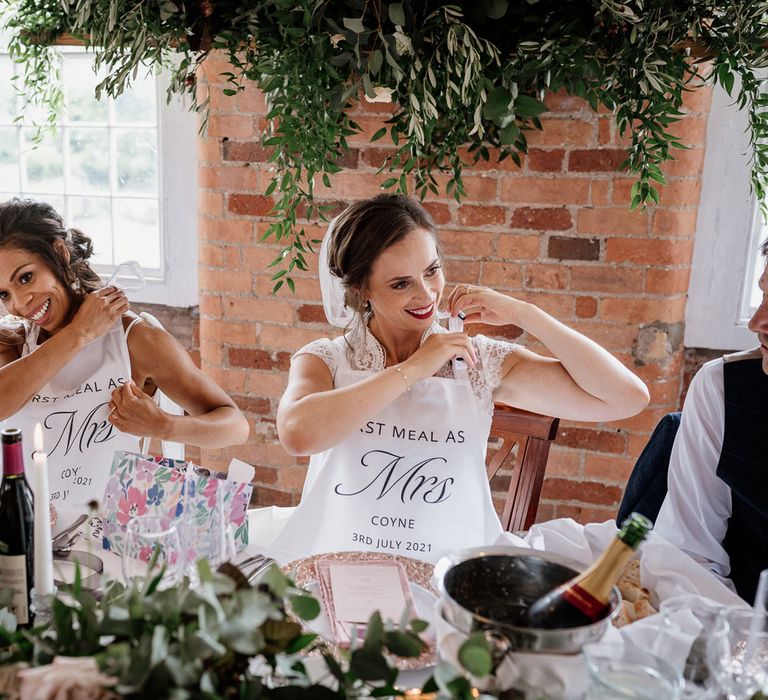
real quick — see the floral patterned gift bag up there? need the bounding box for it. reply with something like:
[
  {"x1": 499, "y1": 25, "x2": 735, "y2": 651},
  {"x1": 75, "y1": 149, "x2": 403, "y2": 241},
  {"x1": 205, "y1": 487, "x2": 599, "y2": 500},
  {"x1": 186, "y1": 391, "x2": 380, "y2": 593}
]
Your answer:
[{"x1": 101, "y1": 451, "x2": 253, "y2": 559}]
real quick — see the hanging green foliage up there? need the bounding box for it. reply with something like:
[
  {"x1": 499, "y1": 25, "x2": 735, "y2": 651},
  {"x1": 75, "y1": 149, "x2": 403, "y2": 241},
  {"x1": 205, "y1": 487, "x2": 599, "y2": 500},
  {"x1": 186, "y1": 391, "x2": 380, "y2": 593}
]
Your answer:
[{"x1": 3, "y1": 0, "x2": 768, "y2": 290}]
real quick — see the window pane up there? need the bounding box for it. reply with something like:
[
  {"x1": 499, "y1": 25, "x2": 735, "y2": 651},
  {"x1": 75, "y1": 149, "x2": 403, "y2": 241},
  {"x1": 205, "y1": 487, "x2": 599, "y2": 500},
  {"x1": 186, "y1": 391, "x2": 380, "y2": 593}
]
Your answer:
[
  {"x1": 113, "y1": 72, "x2": 156, "y2": 124},
  {"x1": 113, "y1": 197, "x2": 160, "y2": 270},
  {"x1": 0, "y1": 46, "x2": 170, "y2": 295},
  {"x1": 63, "y1": 55, "x2": 108, "y2": 123},
  {"x1": 70, "y1": 195, "x2": 112, "y2": 266},
  {"x1": 21, "y1": 128, "x2": 63, "y2": 193},
  {"x1": 0, "y1": 127, "x2": 19, "y2": 191},
  {"x1": 0, "y1": 58, "x2": 15, "y2": 124},
  {"x1": 24, "y1": 193, "x2": 66, "y2": 215},
  {"x1": 21, "y1": 93, "x2": 59, "y2": 127},
  {"x1": 68, "y1": 127, "x2": 109, "y2": 193},
  {"x1": 115, "y1": 128, "x2": 157, "y2": 194}
]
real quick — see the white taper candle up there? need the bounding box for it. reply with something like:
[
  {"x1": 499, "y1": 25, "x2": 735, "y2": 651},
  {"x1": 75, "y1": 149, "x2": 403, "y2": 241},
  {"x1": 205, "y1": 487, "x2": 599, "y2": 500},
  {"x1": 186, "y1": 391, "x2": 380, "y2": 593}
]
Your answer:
[{"x1": 32, "y1": 424, "x2": 55, "y2": 597}]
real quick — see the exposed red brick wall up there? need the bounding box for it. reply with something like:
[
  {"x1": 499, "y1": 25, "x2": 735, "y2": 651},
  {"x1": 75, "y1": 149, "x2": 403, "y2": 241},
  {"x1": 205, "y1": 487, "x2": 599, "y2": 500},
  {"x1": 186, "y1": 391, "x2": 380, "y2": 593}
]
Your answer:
[{"x1": 196, "y1": 53, "x2": 712, "y2": 522}]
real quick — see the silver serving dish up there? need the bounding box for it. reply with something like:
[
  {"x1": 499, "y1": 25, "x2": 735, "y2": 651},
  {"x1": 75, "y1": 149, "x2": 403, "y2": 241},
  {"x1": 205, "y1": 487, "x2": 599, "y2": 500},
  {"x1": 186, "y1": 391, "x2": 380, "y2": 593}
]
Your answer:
[{"x1": 435, "y1": 545, "x2": 622, "y2": 655}]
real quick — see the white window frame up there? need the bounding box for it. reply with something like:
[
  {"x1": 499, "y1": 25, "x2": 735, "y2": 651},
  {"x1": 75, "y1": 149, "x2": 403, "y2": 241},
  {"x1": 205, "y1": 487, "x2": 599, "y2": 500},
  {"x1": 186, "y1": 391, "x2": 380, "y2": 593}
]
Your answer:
[
  {"x1": 686, "y1": 81, "x2": 766, "y2": 350},
  {"x1": 0, "y1": 46, "x2": 198, "y2": 308},
  {"x1": 118, "y1": 69, "x2": 199, "y2": 308}
]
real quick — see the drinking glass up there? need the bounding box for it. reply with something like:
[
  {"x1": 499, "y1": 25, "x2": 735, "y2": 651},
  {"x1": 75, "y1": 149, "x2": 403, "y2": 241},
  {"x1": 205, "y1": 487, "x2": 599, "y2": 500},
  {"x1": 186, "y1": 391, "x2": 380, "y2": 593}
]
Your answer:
[
  {"x1": 122, "y1": 515, "x2": 182, "y2": 590},
  {"x1": 179, "y1": 475, "x2": 234, "y2": 587},
  {"x1": 753, "y1": 568, "x2": 768, "y2": 623},
  {"x1": 658, "y1": 596, "x2": 724, "y2": 699},
  {"x1": 706, "y1": 607, "x2": 768, "y2": 700},
  {"x1": 583, "y1": 642, "x2": 684, "y2": 700}
]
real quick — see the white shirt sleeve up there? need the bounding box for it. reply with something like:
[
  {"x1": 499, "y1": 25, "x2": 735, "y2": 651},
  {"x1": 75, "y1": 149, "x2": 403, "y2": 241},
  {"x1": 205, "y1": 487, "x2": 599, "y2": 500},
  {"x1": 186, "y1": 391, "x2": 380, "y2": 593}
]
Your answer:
[{"x1": 655, "y1": 358, "x2": 733, "y2": 584}]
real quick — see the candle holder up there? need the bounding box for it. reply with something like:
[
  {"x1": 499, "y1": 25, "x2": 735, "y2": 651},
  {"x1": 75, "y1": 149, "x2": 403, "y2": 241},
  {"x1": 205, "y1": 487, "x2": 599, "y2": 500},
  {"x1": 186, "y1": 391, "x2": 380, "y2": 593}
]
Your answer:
[{"x1": 30, "y1": 586, "x2": 57, "y2": 626}]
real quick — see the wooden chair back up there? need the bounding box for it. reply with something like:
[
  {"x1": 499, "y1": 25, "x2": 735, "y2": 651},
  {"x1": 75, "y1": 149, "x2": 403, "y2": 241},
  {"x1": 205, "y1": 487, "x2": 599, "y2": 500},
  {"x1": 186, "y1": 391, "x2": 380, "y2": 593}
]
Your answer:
[{"x1": 487, "y1": 404, "x2": 560, "y2": 533}]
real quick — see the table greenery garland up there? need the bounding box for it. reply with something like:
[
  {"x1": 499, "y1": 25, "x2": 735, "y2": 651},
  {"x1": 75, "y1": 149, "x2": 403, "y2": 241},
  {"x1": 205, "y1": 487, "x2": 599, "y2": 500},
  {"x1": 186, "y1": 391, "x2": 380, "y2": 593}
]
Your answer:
[
  {"x1": 0, "y1": 560, "x2": 495, "y2": 700},
  {"x1": 3, "y1": 0, "x2": 768, "y2": 290},
  {"x1": 2, "y1": 561, "x2": 768, "y2": 699}
]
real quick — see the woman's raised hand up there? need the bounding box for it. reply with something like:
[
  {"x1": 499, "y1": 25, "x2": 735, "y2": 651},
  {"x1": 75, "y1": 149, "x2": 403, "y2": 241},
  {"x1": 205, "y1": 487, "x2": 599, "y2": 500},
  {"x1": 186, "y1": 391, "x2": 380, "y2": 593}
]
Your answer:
[
  {"x1": 403, "y1": 330, "x2": 478, "y2": 380},
  {"x1": 69, "y1": 287, "x2": 129, "y2": 343},
  {"x1": 446, "y1": 284, "x2": 524, "y2": 326}
]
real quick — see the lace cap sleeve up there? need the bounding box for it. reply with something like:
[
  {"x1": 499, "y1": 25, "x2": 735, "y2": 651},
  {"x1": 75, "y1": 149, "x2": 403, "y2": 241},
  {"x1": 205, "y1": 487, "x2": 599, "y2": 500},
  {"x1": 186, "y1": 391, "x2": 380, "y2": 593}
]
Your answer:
[
  {"x1": 474, "y1": 334, "x2": 520, "y2": 393},
  {"x1": 293, "y1": 337, "x2": 340, "y2": 378}
]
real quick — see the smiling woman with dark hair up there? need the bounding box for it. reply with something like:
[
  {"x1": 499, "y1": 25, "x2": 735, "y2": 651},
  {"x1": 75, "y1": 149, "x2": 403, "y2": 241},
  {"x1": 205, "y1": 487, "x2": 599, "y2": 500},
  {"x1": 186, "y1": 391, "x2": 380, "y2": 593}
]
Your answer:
[
  {"x1": 0, "y1": 197, "x2": 249, "y2": 522},
  {"x1": 274, "y1": 193, "x2": 650, "y2": 562}
]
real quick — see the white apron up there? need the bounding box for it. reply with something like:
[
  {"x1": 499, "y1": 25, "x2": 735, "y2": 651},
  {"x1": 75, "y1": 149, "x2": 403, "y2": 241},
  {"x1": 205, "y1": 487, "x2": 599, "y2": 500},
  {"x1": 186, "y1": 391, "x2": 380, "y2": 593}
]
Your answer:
[
  {"x1": 273, "y1": 356, "x2": 503, "y2": 563},
  {"x1": 9, "y1": 320, "x2": 141, "y2": 516}
]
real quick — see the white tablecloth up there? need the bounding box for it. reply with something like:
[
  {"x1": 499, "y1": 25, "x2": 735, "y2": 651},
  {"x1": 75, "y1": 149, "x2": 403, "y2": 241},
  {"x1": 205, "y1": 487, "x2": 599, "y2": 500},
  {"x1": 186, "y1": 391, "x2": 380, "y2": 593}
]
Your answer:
[
  {"x1": 65, "y1": 509, "x2": 748, "y2": 699},
  {"x1": 242, "y1": 509, "x2": 748, "y2": 698}
]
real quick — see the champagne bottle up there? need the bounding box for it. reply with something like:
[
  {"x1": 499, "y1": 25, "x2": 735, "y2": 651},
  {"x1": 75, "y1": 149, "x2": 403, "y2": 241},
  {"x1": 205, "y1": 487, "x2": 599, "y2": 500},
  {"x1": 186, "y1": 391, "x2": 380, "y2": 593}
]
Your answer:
[
  {"x1": 523, "y1": 512, "x2": 653, "y2": 629},
  {"x1": 0, "y1": 428, "x2": 35, "y2": 628}
]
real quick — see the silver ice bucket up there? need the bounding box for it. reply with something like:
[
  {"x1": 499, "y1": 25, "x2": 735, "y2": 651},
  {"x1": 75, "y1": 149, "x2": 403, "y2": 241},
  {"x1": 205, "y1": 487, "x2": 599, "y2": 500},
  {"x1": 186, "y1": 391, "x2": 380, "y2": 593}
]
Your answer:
[{"x1": 435, "y1": 546, "x2": 622, "y2": 655}]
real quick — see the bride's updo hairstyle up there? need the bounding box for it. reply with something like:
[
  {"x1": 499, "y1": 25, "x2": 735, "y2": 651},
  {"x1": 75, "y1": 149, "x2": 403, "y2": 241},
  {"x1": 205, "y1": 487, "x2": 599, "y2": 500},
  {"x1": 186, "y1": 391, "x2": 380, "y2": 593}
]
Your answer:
[
  {"x1": 326, "y1": 194, "x2": 440, "y2": 319},
  {"x1": 0, "y1": 197, "x2": 102, "y2": 304}
]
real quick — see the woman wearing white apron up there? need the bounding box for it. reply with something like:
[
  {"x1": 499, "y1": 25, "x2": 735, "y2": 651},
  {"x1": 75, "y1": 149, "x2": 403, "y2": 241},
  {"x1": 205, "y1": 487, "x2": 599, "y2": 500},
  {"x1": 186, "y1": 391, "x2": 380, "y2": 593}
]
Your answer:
[
  {"x1": 0, "y1": 198, "x2": 249, "y2": 527},
  {"x1": 275, "y1": 194, "x2": 650, "y2": 563}
]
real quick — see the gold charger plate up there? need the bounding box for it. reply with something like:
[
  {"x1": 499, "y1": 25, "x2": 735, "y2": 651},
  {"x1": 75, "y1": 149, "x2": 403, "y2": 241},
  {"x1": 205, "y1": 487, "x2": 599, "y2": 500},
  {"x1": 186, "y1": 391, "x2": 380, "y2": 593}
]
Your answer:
[{"x1": 281, "y1": 551, "x2": 438, "y2": 670}]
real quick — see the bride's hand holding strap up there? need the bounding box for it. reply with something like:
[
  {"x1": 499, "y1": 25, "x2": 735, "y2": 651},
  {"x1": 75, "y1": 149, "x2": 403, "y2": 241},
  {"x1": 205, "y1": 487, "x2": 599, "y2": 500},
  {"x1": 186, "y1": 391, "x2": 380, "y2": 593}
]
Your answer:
[
  {"x1": 446, "y1": 284, "x2": 523, "y2": 326},
  {"x1": 401, "y1": 331, "x2": 478, "y2": 380}
]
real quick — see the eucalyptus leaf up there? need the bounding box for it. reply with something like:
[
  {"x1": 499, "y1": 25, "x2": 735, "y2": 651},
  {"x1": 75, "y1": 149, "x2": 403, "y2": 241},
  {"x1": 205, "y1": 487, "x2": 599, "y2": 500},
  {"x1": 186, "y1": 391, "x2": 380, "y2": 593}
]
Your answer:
[
  {"x1": 482, "y1": 86, "x2": 513, "y2": 120},
  {"x1": 514, "y1": 94, "x2": 547, "y2": 117},
  {"x1": 500, "y1": 122, "x2": 521, "y2": 145},
  {"x1": 368, "y1": 49, "x2": 383, "y2": 75},
  {"x1": 286, "y1": 632, "x2": 318, "y2": 654},
  {"x1": 342, "y1": 17, "x2": 365, "y2": 33},
  {"x1": 187, "y1": 629, "x2": 227, "y2": 657},
  {"x1": 150, "y1": 624, "x2": 169, "y2": 665},
  {"x1": 384, "y1": 630, "x2": 423, "y2": 657},
  {"x1": 220, "y1": 618, "x2": 267, "y2": 656},
  {"x1": 458, "y1": 634, "x2": 493, "y2": 677},
  {"x1": 350, "y1": 647, "x2": 392, "y2": 681},
  {"x1": 288, "y1": 593, "x2": 321, "y2": 621},
  {"x1": 389, "y1": 3, "x2": 406, "y2": 26},
  {"x1": 371, "y1": 127, "x2": 387, "y2": 142},
  {"x1": 363, "y1": 611, "x2": 385, "y2": 653},
  {"x1": 263, "y1": 618, "x2": 302, "y2": 644},
  {"x1": 481, "y1": 0, "x2": 508, "y2": 19},
  {"x1": 410, "y1": 618, "x2": 429, "y2": 634},
  {"x1": 261, "y1": 565, "x2": 290, "y2": 597},
  {"x1": 322, "y1": 652, "x2": 346, "y2": 683},
  {"x1": 0, "y1": 607, "x2": 17, "y2": 633}
]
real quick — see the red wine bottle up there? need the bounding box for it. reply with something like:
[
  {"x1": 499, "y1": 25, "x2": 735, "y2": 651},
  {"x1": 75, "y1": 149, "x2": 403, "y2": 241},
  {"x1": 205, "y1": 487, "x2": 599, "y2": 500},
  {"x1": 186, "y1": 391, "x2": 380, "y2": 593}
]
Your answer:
[
  {"x1": 523, "y1": 512, "x2": 653, "y2": 629},
  {"x1": 0, "y1": 428, "x2": 35, "y2": 628}
]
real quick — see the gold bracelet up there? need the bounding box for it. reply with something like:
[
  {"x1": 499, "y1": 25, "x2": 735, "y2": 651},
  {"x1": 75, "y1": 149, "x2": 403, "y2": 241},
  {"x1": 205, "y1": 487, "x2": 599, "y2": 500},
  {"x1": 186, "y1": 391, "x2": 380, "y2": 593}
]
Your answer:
[{"x1": 393, "y1": 364, "x2": 411, "y2": 392}]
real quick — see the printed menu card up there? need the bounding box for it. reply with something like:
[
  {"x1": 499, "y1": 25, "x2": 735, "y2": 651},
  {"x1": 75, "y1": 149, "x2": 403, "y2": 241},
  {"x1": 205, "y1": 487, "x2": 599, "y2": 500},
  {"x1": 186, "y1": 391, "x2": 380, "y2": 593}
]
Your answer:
[{"x1": 315, "y1": 559, "x2": 415, "y2": 645}]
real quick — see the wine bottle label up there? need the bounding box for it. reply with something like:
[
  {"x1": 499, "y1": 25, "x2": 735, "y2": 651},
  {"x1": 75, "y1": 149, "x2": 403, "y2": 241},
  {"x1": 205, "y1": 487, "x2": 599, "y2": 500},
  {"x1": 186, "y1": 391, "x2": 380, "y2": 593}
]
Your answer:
[
  {"x1": 561, "y1": 583, "x2": 608, "y2": 621},
  {"x1": 0, "y1": 555, "x2": 29, "y2": 625}
]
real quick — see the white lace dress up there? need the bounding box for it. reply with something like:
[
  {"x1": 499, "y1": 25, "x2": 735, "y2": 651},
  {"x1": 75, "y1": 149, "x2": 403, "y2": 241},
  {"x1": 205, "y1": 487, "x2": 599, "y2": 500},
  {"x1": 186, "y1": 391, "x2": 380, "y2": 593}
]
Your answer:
[{"x1": 295, "y1": 322, "x2": 519, "y2": 416}]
